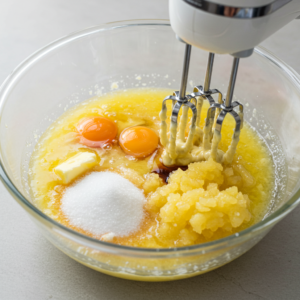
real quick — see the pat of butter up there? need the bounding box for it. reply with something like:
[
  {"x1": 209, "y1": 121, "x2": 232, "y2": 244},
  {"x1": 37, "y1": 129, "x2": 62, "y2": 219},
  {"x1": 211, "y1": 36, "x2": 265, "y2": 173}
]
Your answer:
[{"x1": 54, "y1": 152, "x2": 98, "y2": 184}]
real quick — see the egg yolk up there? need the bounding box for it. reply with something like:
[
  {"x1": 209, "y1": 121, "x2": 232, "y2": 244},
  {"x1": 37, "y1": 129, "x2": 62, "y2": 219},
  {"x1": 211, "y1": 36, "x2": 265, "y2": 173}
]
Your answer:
[
  {"x1": 77, "y1": 117, "x2": 117, "y2": 148},
  {"x1": 119, "y1": 126, "x2": 159, "y2": 158}
]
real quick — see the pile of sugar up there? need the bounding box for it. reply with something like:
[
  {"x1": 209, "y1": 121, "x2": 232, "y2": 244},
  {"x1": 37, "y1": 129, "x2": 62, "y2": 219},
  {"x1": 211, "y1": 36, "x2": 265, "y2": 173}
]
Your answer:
[{"x1": 61, "y1": 172, "x2": 146, "y2": 238}]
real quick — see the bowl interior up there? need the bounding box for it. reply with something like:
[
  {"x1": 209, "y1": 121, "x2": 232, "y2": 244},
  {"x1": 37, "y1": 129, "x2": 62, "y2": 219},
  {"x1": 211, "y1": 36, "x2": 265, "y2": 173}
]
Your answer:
[{"x1": 0, "y1": 21, "x2": 300, "y2": 244}]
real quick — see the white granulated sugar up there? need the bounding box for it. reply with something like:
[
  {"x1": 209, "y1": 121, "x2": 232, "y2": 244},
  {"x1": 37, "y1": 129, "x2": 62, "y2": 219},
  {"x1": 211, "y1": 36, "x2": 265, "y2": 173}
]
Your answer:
[{"x1": 61, "y1": 172, "x2": 146, "y2": 237}]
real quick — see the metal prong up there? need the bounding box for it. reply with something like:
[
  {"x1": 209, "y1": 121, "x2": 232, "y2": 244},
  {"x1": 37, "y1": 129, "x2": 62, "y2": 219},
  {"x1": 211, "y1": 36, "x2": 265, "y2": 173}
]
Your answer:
[
  {"x1": 225, "y1": 57, "x2": 240, "y2": 109},
  {"x1": 210, "y1": 109, "x2": 227, "y2": 161},
  {"x1": 223, "y1": 110, "x2": 242, "y2": 164},
  {"x1": 179, "y1": 44, "x2": 192, "y2": 100}
]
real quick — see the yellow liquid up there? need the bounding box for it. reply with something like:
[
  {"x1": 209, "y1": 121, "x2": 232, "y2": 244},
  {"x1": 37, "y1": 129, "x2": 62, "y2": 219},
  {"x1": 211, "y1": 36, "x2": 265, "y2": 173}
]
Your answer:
[{"x1": 29, "y1": 88, "x2": 275, "y2": 248}]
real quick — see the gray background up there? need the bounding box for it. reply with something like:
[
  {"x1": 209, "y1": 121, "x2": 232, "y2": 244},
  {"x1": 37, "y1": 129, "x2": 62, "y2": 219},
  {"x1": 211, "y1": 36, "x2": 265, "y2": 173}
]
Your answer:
[{"x1": 0, "y1": 1, "x2": 299, "y2": 299}]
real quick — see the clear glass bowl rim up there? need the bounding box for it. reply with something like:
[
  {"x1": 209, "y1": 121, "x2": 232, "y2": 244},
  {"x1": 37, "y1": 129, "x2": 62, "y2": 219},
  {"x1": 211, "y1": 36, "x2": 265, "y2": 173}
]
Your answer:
[{"x1": 0, "y1": 19, "x2": 300, "y2": 255}]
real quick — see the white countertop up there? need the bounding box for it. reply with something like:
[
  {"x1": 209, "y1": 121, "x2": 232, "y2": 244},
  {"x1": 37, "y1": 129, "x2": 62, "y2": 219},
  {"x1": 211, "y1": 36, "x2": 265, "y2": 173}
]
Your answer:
[{"x1": 1, "y1": 1, "x2": 300, "y2": 299}]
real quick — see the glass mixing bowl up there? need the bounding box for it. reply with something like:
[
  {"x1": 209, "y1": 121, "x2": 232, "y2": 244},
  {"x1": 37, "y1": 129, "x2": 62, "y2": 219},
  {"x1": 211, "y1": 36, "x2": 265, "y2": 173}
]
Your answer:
[{"x1": 1, "y1": 20, "x2": 300, "y2": 282}]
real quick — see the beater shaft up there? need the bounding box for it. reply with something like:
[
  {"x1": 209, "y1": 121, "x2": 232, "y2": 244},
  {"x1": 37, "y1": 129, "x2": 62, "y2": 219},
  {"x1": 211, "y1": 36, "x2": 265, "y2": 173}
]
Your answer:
[
  {"x1": 204, "y1": 53, "x2": 215, "y2": 93},
  {"x1": 225, "y1": 57, "x2": 239, "y2": 109},
  {"x1": 179, "y1": 44, "x2": 192, "y2": 100}
]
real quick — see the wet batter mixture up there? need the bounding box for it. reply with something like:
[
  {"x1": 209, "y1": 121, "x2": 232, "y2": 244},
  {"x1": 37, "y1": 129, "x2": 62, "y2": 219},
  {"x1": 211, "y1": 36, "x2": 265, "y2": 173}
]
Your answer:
[{"x1": 29, "y1": 88, "x2": 275, "y2": 248}]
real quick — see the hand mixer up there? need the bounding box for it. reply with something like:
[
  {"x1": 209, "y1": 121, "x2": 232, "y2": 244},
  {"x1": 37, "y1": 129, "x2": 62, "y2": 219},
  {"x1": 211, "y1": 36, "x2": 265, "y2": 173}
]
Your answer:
[{"x1": 160, "y1": 0, "x2": 300, "y2": 166}]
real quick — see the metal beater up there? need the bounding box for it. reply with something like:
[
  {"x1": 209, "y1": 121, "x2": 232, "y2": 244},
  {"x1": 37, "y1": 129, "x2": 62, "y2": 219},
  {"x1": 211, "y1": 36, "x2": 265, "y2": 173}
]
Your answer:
[
  {"x1": 160, "y1": 42, "x2": 244, "y2": 165},
  {"x1": 160, "y1": 44, "x2": 197, "y2": 160},
  {"x1": 209, "y1": 57, "x2": 244, "y2": 164},
  {"x1": 190, "y1": 52, "x2": 223, "y2": 151}
]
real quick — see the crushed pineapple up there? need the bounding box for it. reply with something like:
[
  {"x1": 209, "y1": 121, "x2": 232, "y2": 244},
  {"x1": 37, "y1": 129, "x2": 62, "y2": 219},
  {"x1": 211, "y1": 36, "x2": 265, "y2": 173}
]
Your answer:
[
  {"x1": 146, "y1": 159, "x2": 252, "y2": 245},
  {"x1": 142, "y1": 173, "x2": 164, "y2": 194}
]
